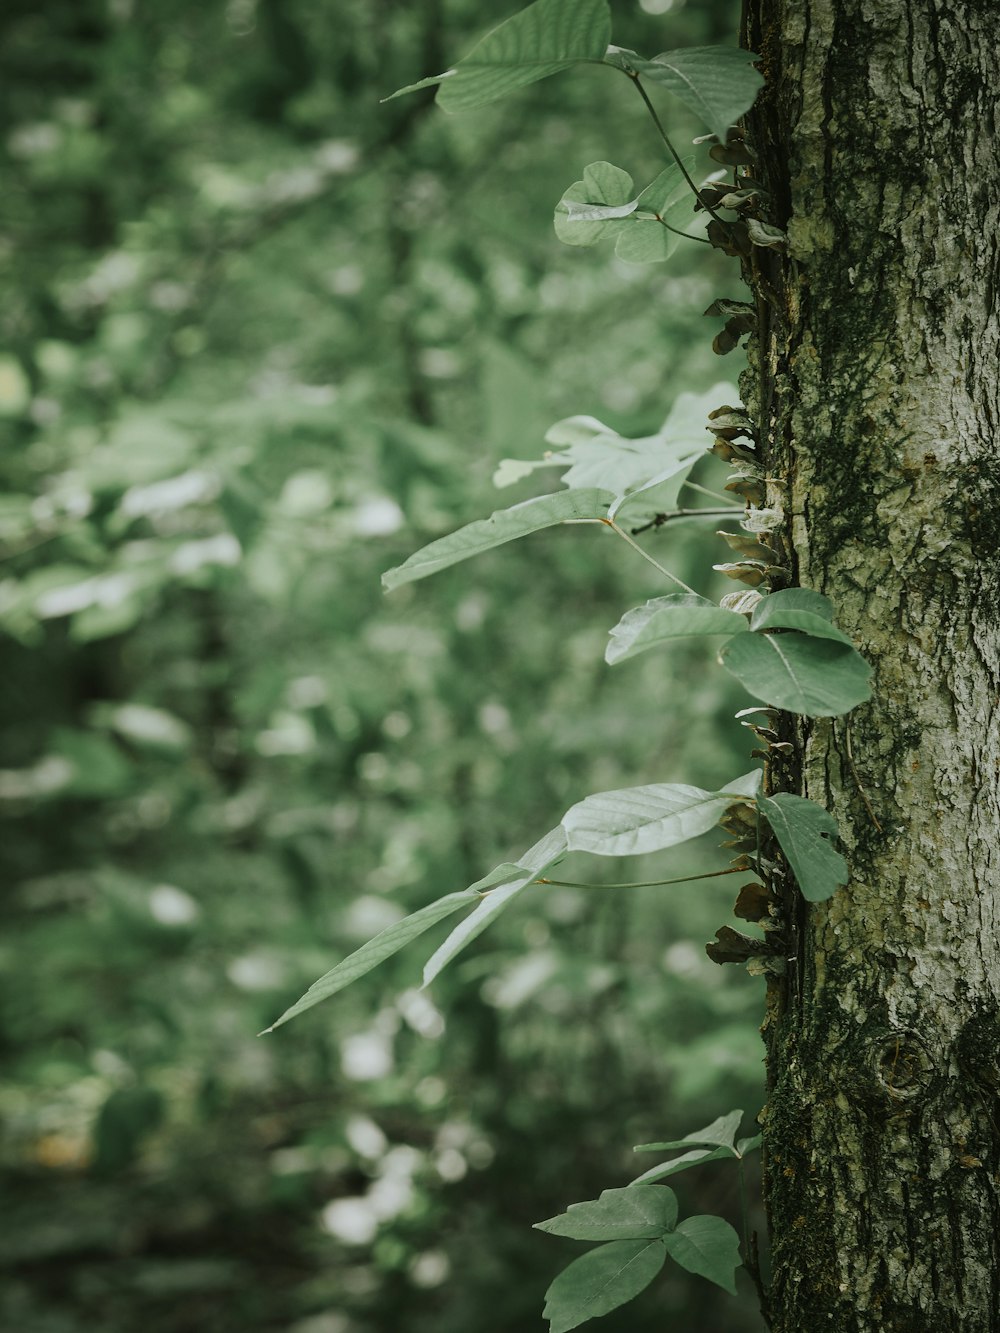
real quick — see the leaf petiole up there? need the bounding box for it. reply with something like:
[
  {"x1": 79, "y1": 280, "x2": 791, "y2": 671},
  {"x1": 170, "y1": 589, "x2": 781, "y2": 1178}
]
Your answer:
[{"x1": 536, "y1": 866, "x2": 744, "y2": 890}]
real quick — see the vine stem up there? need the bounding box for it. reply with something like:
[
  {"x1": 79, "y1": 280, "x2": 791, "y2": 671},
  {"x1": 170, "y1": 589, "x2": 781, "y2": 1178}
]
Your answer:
[
  {"x1": 630, "y1": 505, "x2": 739, "y2": 536},
  {"x1": 738, "y1": 1156, "x2": 751, "y2": 1260},
  {"x1": 607, "y1": 519, "x2": 699, "y2": 594},
  {"x1": 657, "y1": 218, "x2": 712, "y2": 245},
  {"x1": 683, "y1": 480, "x2": 742, "y2": 505},
  {"x1": 562, "y1": 516, "x2": 699, "y2": 594},
  {"x1": 630, "y1": 76, "x2": 729, "y2": 228},
  {"x1": 535, "y1": 866, "x2": 744, "y2": 890}
]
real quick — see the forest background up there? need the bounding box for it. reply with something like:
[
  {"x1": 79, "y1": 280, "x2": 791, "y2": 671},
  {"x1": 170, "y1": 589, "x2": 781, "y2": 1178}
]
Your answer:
[{"x1": 0, "y1": 1, "x2": 769, "y2": 1329}]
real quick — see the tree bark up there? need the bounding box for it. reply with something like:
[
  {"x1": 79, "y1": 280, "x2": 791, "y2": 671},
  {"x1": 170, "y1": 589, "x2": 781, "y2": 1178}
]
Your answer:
[{"x1": 741, "y1": 1, "x2": 1000, "y2": 1329}]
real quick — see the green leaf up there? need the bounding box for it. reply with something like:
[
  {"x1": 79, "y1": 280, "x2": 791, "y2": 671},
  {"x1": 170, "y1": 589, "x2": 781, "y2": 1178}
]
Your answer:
[
  {"x1": 566, "y1": 440, "x2": 699, "y2": 499},
  {"x1": 262, "y1": 889, "x2": 482, "y2": 1031},
  {"x1": 631, "y1": 1146, "x2": 736, "y2": 1185},
  {"x1": 563, "y1": 198, "x2": 639, "y2": 223},
  {"x1": 545, "y1": 414, "x2": 617, "y2": 447},
  {"x1": 493, "y1": 456, "x2": 546, "y2": 488},
  {"x1": 385, "y1": 0, "x2": 612, "y2": 113},
  {"x1": 664, "y1": 1215, "x2": 741, "y2": 1294},
  {"x1": 750, "y1": 588, "x2": 854, "y2": 645},
  {"x1": 535, "y1": 1185, "x2": 677, "y2": 1241},
  {"x1": 606, "y1": 594, "x2": 747, "y2": 665},
  {"x1": 562, "y1": 769, "x2": 760, "y2": 858},
  {"x1": 633, "y1": 1109, "x2": 744, "y2": 1154},
  {"x1": 382, "y1": 489, "x2": 612, "y2": 590},
  {"x1": 555, "y1": 162, "x2": 635, "y2": 247},
  {"x1": 759, "y1": 793, "x2": 848, "y2": 902},
  {"x1": 496, "y1": 382, "x2": 737, "y2": 514},
  {"x1": 615, "y1": 161, "x2": 704, "y2": 265},
  {"x1": 718, "y1": 631, "x2": 872, "y2": 716},
  {"x1": 632, "y1": 47, "x2": 763, "y2": 141},
  {"x1": 422, "y1": 826, "x2": 567, "y2": 986},
  {"x1": 555, "y1": 159, "x2": 708, "y2": 262},
  {"x1": 630, "y1": 1111, "x2": 750, "y2": 1182},
  {"x1": 543, "y1": 1238, "x2": 667, "y2": 1333}
]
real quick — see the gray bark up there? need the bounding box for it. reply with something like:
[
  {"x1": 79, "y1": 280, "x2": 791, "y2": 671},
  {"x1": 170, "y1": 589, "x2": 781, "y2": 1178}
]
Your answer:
[{"x1": 740, "y1": 1, "x2": 1000, "y2": 1329}]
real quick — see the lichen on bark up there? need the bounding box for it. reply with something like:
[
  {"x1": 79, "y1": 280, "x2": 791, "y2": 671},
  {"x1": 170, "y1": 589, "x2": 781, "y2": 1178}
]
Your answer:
[{"x1": 741, "y1": 1, "x2": 1000, "y2": 1329}]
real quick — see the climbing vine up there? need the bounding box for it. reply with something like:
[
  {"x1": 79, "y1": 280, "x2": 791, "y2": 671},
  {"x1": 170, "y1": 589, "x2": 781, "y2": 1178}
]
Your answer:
[{"x1": 263, "y1": 0, "x2": 872, "y2": 1327}]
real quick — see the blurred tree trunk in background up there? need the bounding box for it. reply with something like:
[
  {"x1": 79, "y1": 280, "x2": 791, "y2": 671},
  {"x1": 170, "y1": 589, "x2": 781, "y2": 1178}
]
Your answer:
[{"x1": 744, "y1": 1, "x2": 1000, "y2": 1328}]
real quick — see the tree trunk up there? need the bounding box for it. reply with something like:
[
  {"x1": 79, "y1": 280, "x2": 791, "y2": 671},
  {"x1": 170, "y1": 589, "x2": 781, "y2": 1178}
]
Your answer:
[{"x1": 741, "y1": 1, "x2": 1000, "y2": 1329}]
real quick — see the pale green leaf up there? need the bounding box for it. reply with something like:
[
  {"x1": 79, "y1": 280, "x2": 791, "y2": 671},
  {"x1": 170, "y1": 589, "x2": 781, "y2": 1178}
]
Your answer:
[
  {"x1": 759, "y1": 793, "x2": 848, "y2": 902},
  {"x1": 535, "y1": 1185, "x2": 677, "y2": 1241},
  {"x1": 563, "y1": 198, "x2": 639, "y2": 223},
  {"x1": 422, "y1": 826, "x2": 567, "y2": 986},
  {"x1": 381, "y1": 72, "x2": 454, "y2": 101},
  {"x1": 543, "y1": 1238, "x2": 667, "y2": 1333},
  {"x1": 662, "y1": 381, "x2": 741, "y2": 453},
  {"x1": 633, "y1": 47, "x2": 763, "y2": 141},
  {"x1": 630, "y1": 1146, "x2": 735, "y2": 1185},
  {"x1": 718, "y1": 631, "x2": 872, "y2": 716},
  {"x1": 633, "y1": 1109, "x2": 744, "y2": 1153},
  {"x1": 562, "y1": 769, "x2": 760, "y2": 857},
  {"x1": 750, "y1": 588, "x2": 854, "y2": 645},
  {"x1": 493, "y1": 457, "x2": 550, "y2": 488},
  {"x1": 262, "y1": 890, "x2": 480, "y2": 1032},
  {"x1": 384, "y1": 0, "x2": 612, "y2": 112},
  {"x1": 615, "y1": 160, "x2": 705, "y2": 265},
  {"x1": 382, "y1": 489, "x2": 613, "y2": 590},
  {"x1": 555, "y1": 162, "x2": 634, "y2": 247},
  {"x1": 545, "y1": 413, "x2": 617, "y2": 447},
  {"x1": 562, "y1": 439, "x2": 698, "y2": 498},
  {"x1": 606, "y1": 594, "x2": 747, "y2": 665},
  {"x1": 664, "y1": 1215, "x2": 741, "y2": 1293}
]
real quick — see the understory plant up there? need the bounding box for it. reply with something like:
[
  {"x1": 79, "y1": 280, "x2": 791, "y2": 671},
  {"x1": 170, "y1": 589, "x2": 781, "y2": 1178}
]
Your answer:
[{"x1": 264, "y1": 1, "x2": 872, "y2": 1326}]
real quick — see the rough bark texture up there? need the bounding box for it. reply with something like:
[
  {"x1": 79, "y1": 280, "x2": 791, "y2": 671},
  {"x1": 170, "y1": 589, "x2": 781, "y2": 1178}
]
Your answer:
[{"x1": 740, "y1": 1, "x2": 1000, "y2": 1329}]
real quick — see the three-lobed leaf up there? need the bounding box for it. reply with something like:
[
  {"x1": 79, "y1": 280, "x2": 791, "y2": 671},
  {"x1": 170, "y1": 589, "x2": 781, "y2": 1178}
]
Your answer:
[
  {"x1": 759, "y1": 792, "x2": 848, "y2": 902},
  {"x1": 562, "y1": 769, "x2": 760, "y2": 858},
  {"x1": 543, "y1": 1238, "x2": 668, "y2": 1333},
  {"x1": 554, "y1": 162, "x2": 635, "y2": 247},
  {"x1": 615, "y1": 161, "x2": 705, "y2": 264},
  {"x1": 555, "y1": 159, "x2": 706, "y2": 263},
  {"x1": 385, "y1": 0, "x2": 612, "y2": 112},
  {"x1": 606, "y1": 594, "x2": 747, "y2": 665},
  {"x1": 535, "y1": 1185, "x2": 678, "y2": 1241},
  {"x1": 718, "y1": 630, "x2": 872, "y2": 716}
]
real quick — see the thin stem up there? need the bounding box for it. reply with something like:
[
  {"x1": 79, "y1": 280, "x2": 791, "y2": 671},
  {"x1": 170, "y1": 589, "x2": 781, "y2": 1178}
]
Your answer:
[
  {"x1": 682, "y1": 480, "x2": 742, "y2": 505},
  {"x1": 631, "y1": 77, "x2": 729, "y2": 227},
  {"x1": 738, "y1": 1157, "x2": 754, "y2": 1283},
  {"x1": 657, "y1": 217, "x2": 712, "y2": 245},
  {"x1": 607, "y1": 519, "x2": 699, "y2": 594},
  {"x1": 535, "y1": 866, "x2": 745, "y2": 890},
  {"x1": 630, "y1": 506, "x2": 740, "y2": 536}
]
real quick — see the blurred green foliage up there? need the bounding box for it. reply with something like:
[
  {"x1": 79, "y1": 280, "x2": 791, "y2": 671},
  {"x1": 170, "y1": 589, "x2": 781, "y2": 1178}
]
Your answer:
[{"x1": 1, "y1": 1, "x2": 765, "y2": 1329}]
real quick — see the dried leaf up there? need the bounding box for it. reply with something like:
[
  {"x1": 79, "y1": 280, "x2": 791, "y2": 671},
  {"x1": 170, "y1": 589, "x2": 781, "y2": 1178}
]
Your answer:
[
  {"x1": 709, "y1": 141, "x2": 756, "y2": 166},
  {"x1": 747, "y1": 218, "x2": 789, "y2": 250},
  {"x1": 706, "y1": 925, "x2": 764, "y2": 965},
  {"x1": 734, "y1": 881, "x2": 771, "y2": 922}
]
